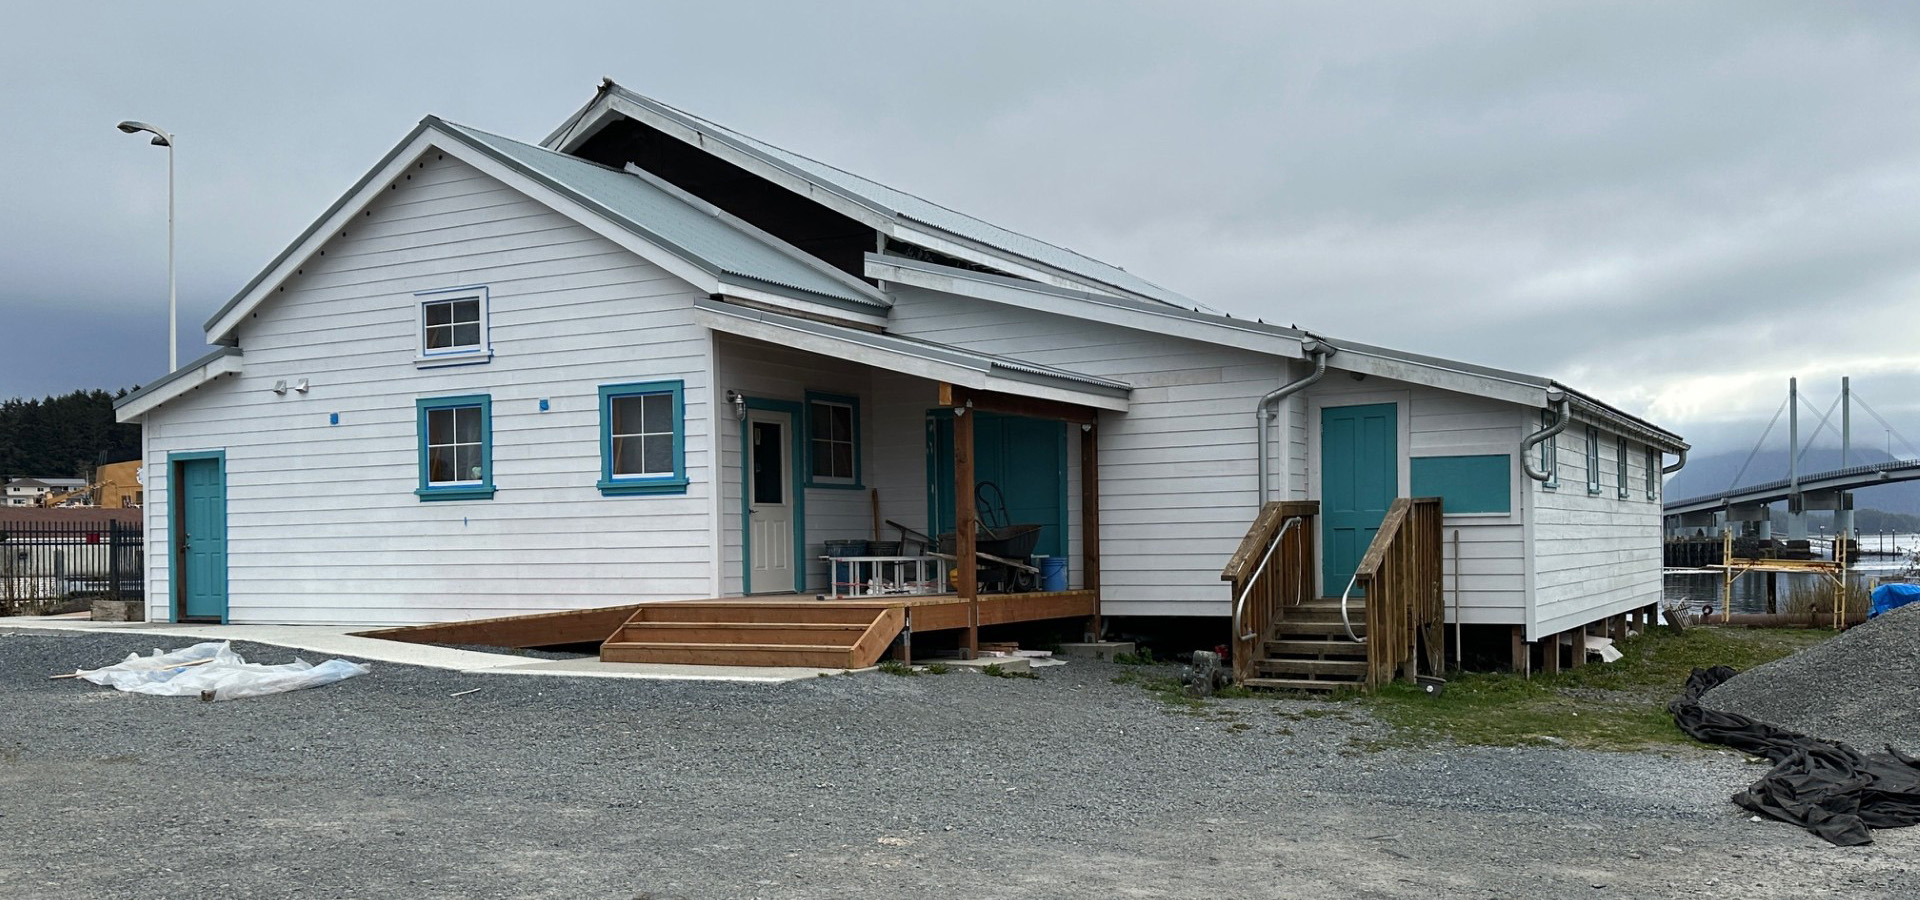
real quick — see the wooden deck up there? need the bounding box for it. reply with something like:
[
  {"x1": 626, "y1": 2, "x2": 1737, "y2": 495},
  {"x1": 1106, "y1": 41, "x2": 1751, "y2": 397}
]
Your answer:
[
  {"x1": 602, "y1": 589, "x2": 1098, "y2": 668},
  {"x1": 359, "y1": 590, "x2": 1098, "y2": 670}
]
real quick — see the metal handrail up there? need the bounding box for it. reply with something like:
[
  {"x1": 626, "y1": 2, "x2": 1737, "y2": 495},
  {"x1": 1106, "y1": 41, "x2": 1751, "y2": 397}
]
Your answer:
[
  {"x1": 1339, "y1": 574, "x2": 1364, "y2": 643},
  {"x1": 1232, "y1": 516, "x2": 1302, "y2": 640}
]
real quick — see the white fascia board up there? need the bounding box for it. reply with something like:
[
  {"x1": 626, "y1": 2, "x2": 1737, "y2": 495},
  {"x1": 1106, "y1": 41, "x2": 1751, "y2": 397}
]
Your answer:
[
  {"x1": 869, "y1": 256, "x2": 1306, "y2": 360},
  {"x1": 717, "y1": 283, "x2": 889, "y2": 329},
  {"x1": 206, "y1": 126, "x2": 725, "y2": 345},
  {"x1": 981, "y1": 374, "x2": 1128, "y2": 412},
  {"x1": 694, "y1": 308, "x2": 991, "y2": 389},
  {"x1": 1325, "y1": 347, "x2": 1548, "y2": 408},
  {"x1": 115, "y1": 352, "x2": 243, "y2": 422},
  {"x1": 886, "y1": 221, "x2": 1169, "y2": 307}
]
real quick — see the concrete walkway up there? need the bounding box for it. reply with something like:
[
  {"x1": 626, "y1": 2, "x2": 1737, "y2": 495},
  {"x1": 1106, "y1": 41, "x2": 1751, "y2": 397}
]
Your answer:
[{"x1": 0, "y1": 615, "x2": 850, "y2": 683}]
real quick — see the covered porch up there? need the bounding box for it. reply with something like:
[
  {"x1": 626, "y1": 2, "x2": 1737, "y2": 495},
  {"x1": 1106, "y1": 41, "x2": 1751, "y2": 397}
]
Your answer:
[{"x1": 654, "y1": 298, "x2": 1126, "y2": 664}]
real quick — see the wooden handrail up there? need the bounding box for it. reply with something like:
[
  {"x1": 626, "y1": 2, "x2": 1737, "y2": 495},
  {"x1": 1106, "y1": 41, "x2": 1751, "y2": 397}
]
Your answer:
[
  {"x1": 1222, "y1": 500, "x2": 1318, "y2": 684},
  {"x1": 1354, "y1": 497, "x2": 1446, "y2": 689}
]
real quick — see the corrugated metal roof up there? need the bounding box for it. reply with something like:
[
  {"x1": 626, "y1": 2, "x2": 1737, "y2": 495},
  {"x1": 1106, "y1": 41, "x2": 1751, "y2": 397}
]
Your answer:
[
  {"x1": 439, "y1": 120, "x2": 884, "y2": 310},
  {"x1": 694, "y1": 298, "x2": 1130, "y2": 398},
  {"x1": 594, "y1": 85, "x2": 1201, "y2": 310}
]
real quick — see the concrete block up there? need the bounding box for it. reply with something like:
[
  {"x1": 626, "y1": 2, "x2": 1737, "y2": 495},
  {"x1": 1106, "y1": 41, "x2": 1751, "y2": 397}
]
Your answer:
[
  {"x1": 1054, "y1": 641, "x2": 1136, "y2": 662},
  {"x1": 934, "y1": 655, "x2": 1033, "y2": 674},
  {"x1": 90, "y1": 599, "x2": 144, "y2": 622}
]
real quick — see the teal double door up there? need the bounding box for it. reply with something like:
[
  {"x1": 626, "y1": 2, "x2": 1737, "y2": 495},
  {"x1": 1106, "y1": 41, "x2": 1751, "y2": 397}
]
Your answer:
[
  {"x1": 927, "y1": 411, "x2": 1067, "y2": 559},
  {"x1": 173, "y1": 453, "x2": 229, "y2": 622},
  {"x1": 1321, "y1": 403, "x2": 1398, "y2": 595}
]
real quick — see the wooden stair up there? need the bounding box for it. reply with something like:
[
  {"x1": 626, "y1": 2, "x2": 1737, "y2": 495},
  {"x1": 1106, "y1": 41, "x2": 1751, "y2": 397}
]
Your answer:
[
  {"x1": 600, "y1": 602, "x2": 904, "y2": 669},
  {"x1": 1244, "y1": 599, "x2": 1370, "y2": 693}
]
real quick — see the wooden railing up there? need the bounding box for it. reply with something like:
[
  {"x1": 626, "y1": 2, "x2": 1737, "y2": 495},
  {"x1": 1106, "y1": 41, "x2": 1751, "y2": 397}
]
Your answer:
[
  {"x1": 1221, "y1": 501, "x2": 1318, "y2": 684},
  {"x1": 1352, "y1": 497, "x2": 1445, "y2": 689}
]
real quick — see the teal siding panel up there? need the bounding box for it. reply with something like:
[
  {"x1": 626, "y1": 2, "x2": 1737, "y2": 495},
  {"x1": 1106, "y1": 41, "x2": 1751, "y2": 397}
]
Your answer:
[{"x1": 1411, "y1": 454, "x2": 1512, "y2": 514}]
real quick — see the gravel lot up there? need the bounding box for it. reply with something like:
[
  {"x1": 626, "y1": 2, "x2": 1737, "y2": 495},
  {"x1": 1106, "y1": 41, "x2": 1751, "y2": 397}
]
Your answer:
[
  {"x1": 1704, "y1": 605, "x2": 1920, "y2": 753},
  {"x1": 2, "y1": 628, "x2": 1914, "y2": 899}
]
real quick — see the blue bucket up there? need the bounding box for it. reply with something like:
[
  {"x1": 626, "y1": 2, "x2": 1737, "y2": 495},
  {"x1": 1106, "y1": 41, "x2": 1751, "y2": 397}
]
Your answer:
[{"x1": 1038, "y1": 556, "x2": 1068, "y2": 592}]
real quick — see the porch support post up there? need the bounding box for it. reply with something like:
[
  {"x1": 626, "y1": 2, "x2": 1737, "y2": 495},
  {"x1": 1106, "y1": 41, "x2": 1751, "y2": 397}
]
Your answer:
[
  {"x1": 955, "y1": 397, "x2": 979, "y2": 659},
  {"x1": 1081, "y1": 417, "x2": 1101, "y2": 641}
]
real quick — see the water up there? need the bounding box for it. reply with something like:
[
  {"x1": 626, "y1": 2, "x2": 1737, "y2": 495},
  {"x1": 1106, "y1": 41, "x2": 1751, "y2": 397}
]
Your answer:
[{"x1": 1663, "y1": 533, "x2": 1919, "y2": 616}]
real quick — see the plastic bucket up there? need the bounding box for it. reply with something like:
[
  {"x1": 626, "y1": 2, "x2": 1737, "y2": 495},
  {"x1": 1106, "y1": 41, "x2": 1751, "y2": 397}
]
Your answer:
[{"x1": 1038, "y1": 555, "x2": 1068, "y2": 592}]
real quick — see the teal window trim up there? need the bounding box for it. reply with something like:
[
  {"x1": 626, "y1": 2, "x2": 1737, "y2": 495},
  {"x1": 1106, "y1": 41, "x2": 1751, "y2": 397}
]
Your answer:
[
  {"x1": 597, "y1": 380, "x2": 688, "y2": 496},
  {"x1": 803, "y1": 390, "x2": 863, "y2": 489},
  {"x1": 415, "y1": 394, "x2": 495, "y2": 501},
  {"x1": 1540, "y1": 409, "x2": 1559, "y2": 490},
  {"x1": 740, "y1": 397, "x2": 807, "y2": 594},
  {"x1": 1616, "y1": 436, "x2": 1631, "y2": 499},
  {"x1": 1585, "y1": 425, "x2": 1602, "y2": 494},
  {"x1": 1411, "y1": 454, "x2": 1512, "y2": 515},
  {"x1": 1645, "y1": 446, "x2": 1659, "y2": 500}
]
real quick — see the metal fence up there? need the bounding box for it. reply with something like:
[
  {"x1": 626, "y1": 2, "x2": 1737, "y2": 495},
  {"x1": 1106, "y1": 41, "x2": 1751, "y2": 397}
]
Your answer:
[{"x1": 0, "y1": 520, "x2": 143, "y2": 616}]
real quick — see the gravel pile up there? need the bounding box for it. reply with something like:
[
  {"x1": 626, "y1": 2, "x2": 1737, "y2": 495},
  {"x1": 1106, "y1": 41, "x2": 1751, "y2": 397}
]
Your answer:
[{"x1": 1703, "y1": 605, "x2": 1920, "y2": 753}]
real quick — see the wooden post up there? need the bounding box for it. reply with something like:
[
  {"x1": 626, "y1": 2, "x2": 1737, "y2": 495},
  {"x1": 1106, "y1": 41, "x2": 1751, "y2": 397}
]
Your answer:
[
  {"x1": 1569, "y1": 625, "x2": 1587, "y2": 669},
  {"x1": 1511, "y1": 625, "x2": 1527, "y2": 675},
  {"x1": 1540, "y1": 630, "x2": 1561, "y2": 674},
  {"x1": 955, "y1": 402, "x2": 979, "y2": 659},
  {"x1": 1080, "y1": 418, "x2": 1102, "y2": 642},
  {"x1": 1611, "y1": 613, "x2": 1627, "y2": 642}
]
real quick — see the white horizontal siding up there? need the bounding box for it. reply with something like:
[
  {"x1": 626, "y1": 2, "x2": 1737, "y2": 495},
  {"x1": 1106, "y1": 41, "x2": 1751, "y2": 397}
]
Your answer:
[
  {"x1": 1529, "y1": 417, "x2": 1666, "y2": 638},
  {"x1": 142, "y1": 152, "x2": 716, "y2": 626}
]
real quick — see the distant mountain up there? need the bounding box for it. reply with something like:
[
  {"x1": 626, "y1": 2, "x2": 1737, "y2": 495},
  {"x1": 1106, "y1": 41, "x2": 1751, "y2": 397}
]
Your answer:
[{"x1": 1666, "y1": 447, "x2": 1920, "y2": 517}]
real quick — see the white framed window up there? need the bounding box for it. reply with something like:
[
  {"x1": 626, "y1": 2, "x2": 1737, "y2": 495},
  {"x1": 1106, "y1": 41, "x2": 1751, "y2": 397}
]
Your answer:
[
  {"x1": 805, "y1": 391, "x2": 861, "y2": 488},
  {"x1": 415, "y1": 285, "x2": 491, "y2": 367},
  {"x1": 1645, "y1": 447, "x2": 1660, "y2": 500}
]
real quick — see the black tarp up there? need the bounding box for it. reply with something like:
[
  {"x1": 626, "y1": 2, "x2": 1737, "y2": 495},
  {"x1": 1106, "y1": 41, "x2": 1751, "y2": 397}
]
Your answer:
[{"x1": 1670, "y1": 665, "x2": 1920, "y2": 846}]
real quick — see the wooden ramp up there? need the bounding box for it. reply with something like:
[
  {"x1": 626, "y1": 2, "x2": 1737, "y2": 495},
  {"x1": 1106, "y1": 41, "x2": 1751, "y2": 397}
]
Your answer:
[{"x1": 601, "y1": 602, "x2": 906, "y2": 669}]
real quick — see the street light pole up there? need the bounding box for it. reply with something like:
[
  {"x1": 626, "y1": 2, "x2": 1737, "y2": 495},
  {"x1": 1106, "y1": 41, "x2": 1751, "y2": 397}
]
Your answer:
[{"x1": 116, "y1": 120, "x2": 176, "y2": 371}]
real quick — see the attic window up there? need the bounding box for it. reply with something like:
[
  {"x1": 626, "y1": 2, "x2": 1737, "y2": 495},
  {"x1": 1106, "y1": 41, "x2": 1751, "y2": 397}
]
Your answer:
[{"x1": 415, "y1": 286, "x2": 492, "y2": 368}]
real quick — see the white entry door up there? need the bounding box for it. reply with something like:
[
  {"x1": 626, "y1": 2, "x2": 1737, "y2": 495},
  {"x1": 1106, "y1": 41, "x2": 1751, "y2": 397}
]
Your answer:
[{"x1": 747, "y1": 408, "x2": 796, "y2": 592}]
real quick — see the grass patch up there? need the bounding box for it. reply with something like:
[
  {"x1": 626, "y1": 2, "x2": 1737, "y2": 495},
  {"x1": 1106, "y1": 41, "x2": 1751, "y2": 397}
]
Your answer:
[
  {"x1": 1113, "y1": 648, "x2": 1157, "y2": 665},
  {"x1": 876, "y1": 659, "x2": 917, "y2": 676},
  {"x1": 1359, "y1": 626, "x2": 1834, "y2": 752},
  {"x1": 981, "y1": 663, "x2": 1038, "y2": 680},
  {"x1": 923, "y1": 662, "x2": 952, "y2": 675}
]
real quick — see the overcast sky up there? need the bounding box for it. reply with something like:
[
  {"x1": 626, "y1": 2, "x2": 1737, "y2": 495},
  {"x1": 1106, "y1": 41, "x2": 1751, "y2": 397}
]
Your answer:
[{"x1": 4, "y1": 1, "x2": 1917, "y2": 462}]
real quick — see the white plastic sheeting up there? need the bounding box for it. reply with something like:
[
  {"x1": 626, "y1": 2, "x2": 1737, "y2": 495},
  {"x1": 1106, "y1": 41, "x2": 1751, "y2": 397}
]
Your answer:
[{"x1": 77, "y1": 641, "x2": 369, "y2": 701}]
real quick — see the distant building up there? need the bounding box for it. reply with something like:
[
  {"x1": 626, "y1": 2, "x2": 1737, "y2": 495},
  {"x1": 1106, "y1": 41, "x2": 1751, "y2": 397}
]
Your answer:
[
  {"x1": 2, "y1": 477, "x2": 89, "y2": 508},
  {"x1": 94, "y1": 460, "x2": 144, "y2": 508}
]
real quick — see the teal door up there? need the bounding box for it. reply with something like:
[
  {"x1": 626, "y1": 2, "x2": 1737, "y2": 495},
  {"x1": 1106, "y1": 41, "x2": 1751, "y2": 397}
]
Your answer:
[
  {"x1": 175, "y1": 455, "x2": 228, "y2": 621},
  {"x1": 928, "y1": 412, "x2": 1067, "y2": 559},
  {"x1": 1321, "y1": 403, "x2": 1397, "y2": 595}
]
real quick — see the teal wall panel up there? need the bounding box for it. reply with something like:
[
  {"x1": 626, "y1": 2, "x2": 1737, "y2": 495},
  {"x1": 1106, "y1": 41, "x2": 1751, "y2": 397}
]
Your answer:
[{"x1": 1410, "y1": 454, "x2": 1511, "y2": 514}]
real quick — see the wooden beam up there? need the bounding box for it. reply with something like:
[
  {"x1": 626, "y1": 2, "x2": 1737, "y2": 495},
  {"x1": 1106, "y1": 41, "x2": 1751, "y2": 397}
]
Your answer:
[
  {"x1": 1081, "y1": 418, "x2": 1102, "y2": 641},
  {"x1": 1540, "y1": 631, "x2": 1561, "y2": 674},
  {"x1": 1511, "y1": 625, "x2": 1527, "y2": 674},
  {"x1": 357, "y1": 603, "x2": 649, "y2": 649},
  {"x1": 955, "y1": 402, "x2": 979, "y2": 658},
  {"x1": 1569, "y1": 625, "x2": 1587, "y2": 669},
  {"x1": 940, "y1": 383, "x2": 1097, "y2": 426}
]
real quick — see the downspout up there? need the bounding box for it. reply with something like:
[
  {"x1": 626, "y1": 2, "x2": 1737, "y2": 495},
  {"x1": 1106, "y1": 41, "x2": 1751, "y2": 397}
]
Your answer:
[
  {"x1": 1255, "y1": 338, "x2": 1332, "y2": 505},
  {"x1": 1662, "y1": 448, "x2": 1687, "y2": 475},
  {"x1": 1521, "y1": 390, "x2": 1570, "y2": 482}
]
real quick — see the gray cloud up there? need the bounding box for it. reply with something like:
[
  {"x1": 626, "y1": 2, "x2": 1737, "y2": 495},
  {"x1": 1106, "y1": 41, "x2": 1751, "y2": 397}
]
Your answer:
[{"x1": 2, "y1": 1, "x2": 1916, "y2": 457}]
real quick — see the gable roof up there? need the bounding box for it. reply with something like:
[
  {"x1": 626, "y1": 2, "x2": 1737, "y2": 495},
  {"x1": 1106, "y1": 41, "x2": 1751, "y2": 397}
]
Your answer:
[
  {"x1": 546, "y1": 81, "x2": 1203, "y2": 311},
  {"x1": 203, "y1": 117, "x2": 887, "y2": 344}
]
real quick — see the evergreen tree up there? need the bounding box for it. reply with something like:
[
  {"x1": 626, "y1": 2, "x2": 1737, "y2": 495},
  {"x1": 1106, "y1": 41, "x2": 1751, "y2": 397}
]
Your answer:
[{"x1": 0, "y1": 388, "x2": 141, "y2": 480}]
